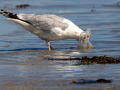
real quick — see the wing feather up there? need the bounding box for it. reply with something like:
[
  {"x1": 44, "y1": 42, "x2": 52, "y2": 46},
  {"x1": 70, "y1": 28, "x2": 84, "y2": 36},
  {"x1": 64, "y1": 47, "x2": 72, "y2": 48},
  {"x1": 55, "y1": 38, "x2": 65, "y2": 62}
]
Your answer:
[{"x1": 18, "y1": 14, "x2": 68, "y2": 32}]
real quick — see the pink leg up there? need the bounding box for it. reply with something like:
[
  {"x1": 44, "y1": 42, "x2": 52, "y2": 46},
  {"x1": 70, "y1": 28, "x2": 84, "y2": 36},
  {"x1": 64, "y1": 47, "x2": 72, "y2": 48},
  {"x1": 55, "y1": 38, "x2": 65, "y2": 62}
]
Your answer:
[{"x1": 46, "y1": 41, "x2": 51, "y2": 50}]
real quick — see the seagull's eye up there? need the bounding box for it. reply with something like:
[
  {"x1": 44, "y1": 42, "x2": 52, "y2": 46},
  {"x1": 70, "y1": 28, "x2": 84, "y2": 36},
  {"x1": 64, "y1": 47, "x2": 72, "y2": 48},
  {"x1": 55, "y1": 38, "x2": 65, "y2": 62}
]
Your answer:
[{"x1": 87, "y1": 34, "x2": 89, "y2": 38}]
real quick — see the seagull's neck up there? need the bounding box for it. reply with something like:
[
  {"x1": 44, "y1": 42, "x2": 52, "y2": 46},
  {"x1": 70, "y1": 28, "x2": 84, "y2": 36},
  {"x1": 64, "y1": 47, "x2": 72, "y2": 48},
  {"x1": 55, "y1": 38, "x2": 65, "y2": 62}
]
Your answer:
[
  {"x1": 65, "y1": 27, "x2": 85, "y2": 41},
  {"x1": 62, "y1": 19, "x2": 85, "y2": 41},
  {"x1": 75, "y1": 28, "x2": 85, "y2": 41}
]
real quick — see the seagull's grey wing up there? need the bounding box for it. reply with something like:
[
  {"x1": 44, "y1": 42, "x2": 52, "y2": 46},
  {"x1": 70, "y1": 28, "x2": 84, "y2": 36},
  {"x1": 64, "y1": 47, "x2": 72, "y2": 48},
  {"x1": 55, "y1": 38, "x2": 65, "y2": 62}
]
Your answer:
[{"x1": 18, "y1": 14, "x2": 68, "y2": 32}]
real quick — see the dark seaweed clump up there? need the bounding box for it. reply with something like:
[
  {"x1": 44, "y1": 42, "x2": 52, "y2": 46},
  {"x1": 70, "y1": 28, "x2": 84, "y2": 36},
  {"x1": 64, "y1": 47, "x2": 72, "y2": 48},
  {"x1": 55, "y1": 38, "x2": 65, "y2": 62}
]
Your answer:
[
  {"x1": 47, "y1": 55, "x2": 120, "y2": 65},
  {"x1": 16, "y1": 4, "x2": 30, "y2": 9},
  {"x1": 76, "y1": 55, "x2": 120, "y2": 65},
  {"x1": 72, "y1": 79, "x2": 111, "y2": 85}
]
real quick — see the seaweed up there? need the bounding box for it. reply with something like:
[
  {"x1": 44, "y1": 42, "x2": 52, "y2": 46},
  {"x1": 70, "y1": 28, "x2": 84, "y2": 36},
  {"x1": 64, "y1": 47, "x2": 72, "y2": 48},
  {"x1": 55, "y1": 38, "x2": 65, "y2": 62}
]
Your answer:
[
  {"x1": 76, "y1": 55, "x2": 120, "y2": 65},
  {"x1": 72, "y1": 79, "x2": 111, "y2": 85},
  {"x1": 16, "y1": 4, "x2": 30, "y2": 9}
]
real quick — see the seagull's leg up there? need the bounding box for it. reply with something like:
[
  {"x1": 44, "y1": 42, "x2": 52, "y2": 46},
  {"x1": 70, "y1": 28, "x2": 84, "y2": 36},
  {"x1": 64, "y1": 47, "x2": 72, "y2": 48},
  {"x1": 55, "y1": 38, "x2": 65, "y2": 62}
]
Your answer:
[{"x1": 46, "y1": 41, "x2": 51, "y2": 50}]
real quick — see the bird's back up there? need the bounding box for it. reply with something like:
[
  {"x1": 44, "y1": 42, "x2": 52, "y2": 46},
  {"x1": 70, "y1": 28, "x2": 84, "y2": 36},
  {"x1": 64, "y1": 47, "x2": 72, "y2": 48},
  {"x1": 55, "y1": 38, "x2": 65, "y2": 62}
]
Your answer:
[{"x1": 17, "y1": 14, "x2": 69, "y2": 32}]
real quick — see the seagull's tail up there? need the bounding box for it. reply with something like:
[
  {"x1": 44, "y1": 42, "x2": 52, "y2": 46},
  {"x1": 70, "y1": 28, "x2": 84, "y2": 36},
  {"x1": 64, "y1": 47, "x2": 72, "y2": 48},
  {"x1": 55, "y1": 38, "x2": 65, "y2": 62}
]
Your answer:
[{"x1": 0, "y1": 9, "x2": 18, "y2": 19}]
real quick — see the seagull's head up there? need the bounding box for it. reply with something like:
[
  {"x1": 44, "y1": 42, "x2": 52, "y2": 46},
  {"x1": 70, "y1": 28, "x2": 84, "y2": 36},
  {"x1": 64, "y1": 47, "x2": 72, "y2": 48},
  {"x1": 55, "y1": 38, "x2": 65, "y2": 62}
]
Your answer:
[{"x1": 77, "y1": 28, "x2": 94, "y2": 49}]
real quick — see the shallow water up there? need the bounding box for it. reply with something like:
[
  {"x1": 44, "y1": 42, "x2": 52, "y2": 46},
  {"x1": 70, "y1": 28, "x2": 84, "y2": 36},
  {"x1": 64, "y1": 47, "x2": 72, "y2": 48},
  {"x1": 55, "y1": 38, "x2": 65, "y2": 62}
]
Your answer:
[{"x1": 0, "y1": 0, "x2": 120, "y2": 89}]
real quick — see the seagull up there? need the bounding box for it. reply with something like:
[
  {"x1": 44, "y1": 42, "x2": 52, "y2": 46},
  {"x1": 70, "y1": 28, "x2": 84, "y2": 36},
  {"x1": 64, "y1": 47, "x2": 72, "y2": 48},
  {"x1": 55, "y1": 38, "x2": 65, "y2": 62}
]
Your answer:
[{"x1": 0, "y1": 9, "x2": 93, "y2": 50}]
